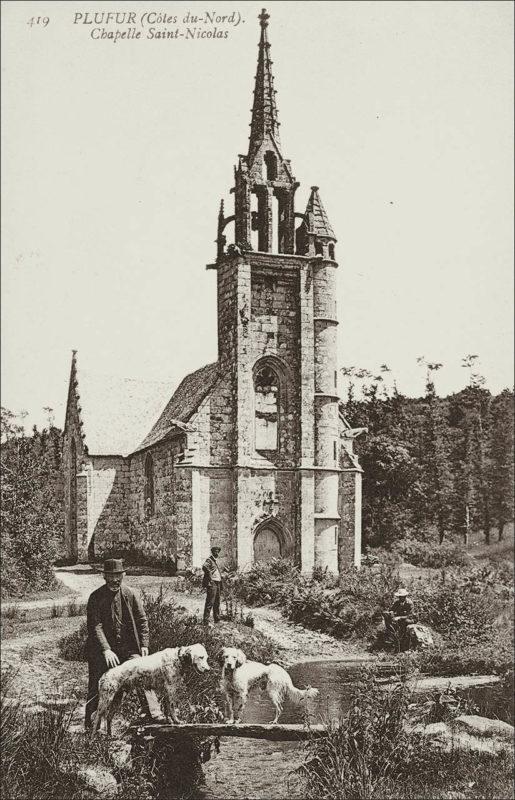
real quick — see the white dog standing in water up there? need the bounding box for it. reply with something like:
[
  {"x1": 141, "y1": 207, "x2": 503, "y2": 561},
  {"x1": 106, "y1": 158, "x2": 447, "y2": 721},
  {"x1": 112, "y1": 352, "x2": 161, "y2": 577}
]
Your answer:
[{"x1": 220, "y1": 647, "x2": 319, "y2": 724}]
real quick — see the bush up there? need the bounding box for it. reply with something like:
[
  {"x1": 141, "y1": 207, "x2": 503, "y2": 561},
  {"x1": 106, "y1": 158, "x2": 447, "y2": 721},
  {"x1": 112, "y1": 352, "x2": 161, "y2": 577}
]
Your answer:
[
  {"x1": 284, "y1": 564, "x2": 401, "y2": 640},
  {"x1": 299, "y1": 670, "x2": 416, "y2": 798},
  {"x1": 232, "y1": 558, "x2": 302, "y2": 605},
  {"x1": 392, "y1": 537, "x2": 473, "y2": 568}
]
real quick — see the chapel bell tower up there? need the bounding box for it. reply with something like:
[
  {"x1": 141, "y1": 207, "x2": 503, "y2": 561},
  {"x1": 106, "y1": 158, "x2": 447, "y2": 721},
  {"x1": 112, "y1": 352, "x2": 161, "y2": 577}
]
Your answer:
[{"x1": 209, "y1": 9, "x2": 353, "y2": 574}]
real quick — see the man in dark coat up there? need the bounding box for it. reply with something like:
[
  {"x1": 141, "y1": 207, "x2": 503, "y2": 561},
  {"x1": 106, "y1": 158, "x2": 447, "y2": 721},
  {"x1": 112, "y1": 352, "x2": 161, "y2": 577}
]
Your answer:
[
  {"x1": 84, "y1": 558, "x2": 161, "y2": 730},
  {"x1": 202, "y1": 546, "x2": 222, "y2": 625}
]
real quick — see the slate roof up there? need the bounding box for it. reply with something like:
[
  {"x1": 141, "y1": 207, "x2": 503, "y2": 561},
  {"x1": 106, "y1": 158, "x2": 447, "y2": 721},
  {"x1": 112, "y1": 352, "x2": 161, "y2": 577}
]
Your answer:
[
  {"x1": 75, "y1": 368, "x2": 177, "y2": 457},
  {"x1": 134, "y1": 362, "x2": 219, "y2": 453},
  {"x1": 305, "y1": 186, "x2": 336, "y2": 239}
]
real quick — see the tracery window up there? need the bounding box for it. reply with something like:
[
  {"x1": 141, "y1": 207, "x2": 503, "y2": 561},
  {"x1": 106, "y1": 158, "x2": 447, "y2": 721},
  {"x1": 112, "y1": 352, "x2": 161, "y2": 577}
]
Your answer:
[{"x1": 254, "y1": 365, "x2": 279, "y2": 451}]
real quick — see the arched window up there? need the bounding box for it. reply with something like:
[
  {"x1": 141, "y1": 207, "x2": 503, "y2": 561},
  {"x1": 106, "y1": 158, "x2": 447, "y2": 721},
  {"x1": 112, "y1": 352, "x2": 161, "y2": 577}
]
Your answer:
[
  {"x1": 254, "y1": 365, "x2": 279, "y2": 450},
  {"x1": 264, "y1": 151, "x2": 277, "y2": 181},
  {"x1": 144, "y1": 453, "x2": 155, "y2": 518},
  {"x1": 315, "y1": 241, "x2": 324, "y2": 256},
  {"x1": 328, "y1": 243, "x2": 335, "y2": 260}
]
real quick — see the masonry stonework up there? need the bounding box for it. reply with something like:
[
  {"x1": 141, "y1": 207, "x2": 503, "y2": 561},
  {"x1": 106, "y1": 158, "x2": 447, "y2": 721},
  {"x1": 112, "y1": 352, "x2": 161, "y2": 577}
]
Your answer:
[{"x1": 62, "y1": 10, "x2": 363, "y2": 572}]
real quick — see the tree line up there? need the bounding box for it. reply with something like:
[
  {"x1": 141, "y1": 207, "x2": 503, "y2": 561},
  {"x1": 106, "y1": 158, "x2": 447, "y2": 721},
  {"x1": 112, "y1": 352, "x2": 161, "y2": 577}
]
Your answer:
[
  {"x1": 342, "y1": 356, "x2": 514, "y2": 548},
  {"x1": 1, "y1": 407, "x2": 64, "y2": 596}
]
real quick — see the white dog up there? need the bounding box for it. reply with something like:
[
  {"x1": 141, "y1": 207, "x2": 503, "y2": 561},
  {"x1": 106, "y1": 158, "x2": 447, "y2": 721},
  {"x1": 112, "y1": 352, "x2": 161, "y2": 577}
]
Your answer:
[
  {"x1": 92, "y1": 643, "x2": 210, "y2": 736},
  {"x1": 220, "y1": 647, "x2": 319, "y2": 724}
]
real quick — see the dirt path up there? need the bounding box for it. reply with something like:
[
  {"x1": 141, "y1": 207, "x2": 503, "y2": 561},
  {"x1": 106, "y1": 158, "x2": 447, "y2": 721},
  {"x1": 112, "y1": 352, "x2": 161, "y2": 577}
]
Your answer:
[
  {"x1": 1, "y1": 567, "x2": 371, "y2": 709},
  {"x1": 54, "y1": 566, "x2": 372, "y2": 665}
]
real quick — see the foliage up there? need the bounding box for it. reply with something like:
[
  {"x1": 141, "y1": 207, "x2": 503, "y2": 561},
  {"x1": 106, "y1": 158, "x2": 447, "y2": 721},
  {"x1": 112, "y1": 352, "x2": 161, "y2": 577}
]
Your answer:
[
  {"x1": 299, "y1": 672, "x2": 414, "y2": 799},
  {"x1": 392, "y1": 537, "x2": 473, "y2": 568},
  {"x1": 1, "y1": 667, "x2": 157, "y2": 800},
  {"x1": 341, "y1": 362, "x2": 514, "y2": 549},
  {"x1": 298, "y1": 669, "x2": 514, "y2": 800},
  {"x1": 1, "y1": 407, "x2": 64, "y2": 597},
  {"x1": 232, "y1": 559, "x2": 513, "y2": 675},
  {"x1": 231, "y1": 557, "x2": 302, "y2": 605}
]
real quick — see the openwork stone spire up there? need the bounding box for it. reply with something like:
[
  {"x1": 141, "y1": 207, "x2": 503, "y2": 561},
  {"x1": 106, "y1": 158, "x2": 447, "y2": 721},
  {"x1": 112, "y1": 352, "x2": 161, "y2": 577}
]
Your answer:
[{"x1": 249, "y1": 8, "x2": 281, "y2": 160}]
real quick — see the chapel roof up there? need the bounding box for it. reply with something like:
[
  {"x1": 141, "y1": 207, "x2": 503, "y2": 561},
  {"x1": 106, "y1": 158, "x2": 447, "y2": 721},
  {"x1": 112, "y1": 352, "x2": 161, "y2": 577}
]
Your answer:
[
  {"x1": 134, "y1": 361, "x2": 219, "y2": 453},
  {"x1": 71, "y1": 366, "x2": 177, "y2": 458}
]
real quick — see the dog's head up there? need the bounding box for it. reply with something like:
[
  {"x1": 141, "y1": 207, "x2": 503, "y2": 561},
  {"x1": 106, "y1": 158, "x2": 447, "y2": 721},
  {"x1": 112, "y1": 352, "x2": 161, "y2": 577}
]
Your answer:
[
  {"x1": 220, "y1": 647, "x2": 247, "y2": 673},
  {"x1": 178, "y1": 643, "x2": 210, "y2": 673}
]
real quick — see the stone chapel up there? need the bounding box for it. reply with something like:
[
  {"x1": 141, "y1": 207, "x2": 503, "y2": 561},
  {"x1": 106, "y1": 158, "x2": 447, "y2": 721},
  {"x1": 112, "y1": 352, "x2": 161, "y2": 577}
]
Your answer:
[{"x1": 63, "y1": 9, "x2": 364, "y2": 573}]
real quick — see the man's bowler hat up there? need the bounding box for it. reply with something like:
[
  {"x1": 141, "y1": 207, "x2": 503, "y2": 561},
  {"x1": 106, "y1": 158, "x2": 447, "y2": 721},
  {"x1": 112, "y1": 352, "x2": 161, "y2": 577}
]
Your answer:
[{"x1": 103, "y1": 558, "x2": 125, "y2": 574}]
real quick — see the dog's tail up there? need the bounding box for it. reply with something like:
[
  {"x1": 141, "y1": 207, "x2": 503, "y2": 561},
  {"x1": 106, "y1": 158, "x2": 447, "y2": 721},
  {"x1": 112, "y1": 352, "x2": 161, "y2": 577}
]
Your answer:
[{"x1": 285, "y1": 684, "x2": 319, "y2": 705}]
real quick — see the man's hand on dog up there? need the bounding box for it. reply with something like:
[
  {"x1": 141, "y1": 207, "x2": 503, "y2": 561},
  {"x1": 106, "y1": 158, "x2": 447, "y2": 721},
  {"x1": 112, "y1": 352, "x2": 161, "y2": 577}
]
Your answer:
[{"x1": 104, "y1": 649, "x2": 120, "y2": 668}]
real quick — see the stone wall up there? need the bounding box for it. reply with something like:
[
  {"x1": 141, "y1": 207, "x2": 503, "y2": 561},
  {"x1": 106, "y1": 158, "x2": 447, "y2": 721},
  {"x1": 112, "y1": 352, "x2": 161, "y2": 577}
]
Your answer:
[
  {"x1": 127, "y1": 439, "x2": 182, "y2": 564},
  {"x1": 338, "y1": 469, "x2": 357, "y2": 570},
  {"x1": 86, "y1": 456, "x2": 129, "y2": 557}
]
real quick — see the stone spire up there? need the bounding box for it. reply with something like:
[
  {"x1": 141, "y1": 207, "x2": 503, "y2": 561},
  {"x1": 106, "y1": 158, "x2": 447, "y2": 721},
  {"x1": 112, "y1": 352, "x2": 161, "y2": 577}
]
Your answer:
[
  {"x1": 304, "y1": 187, "x2": 336, "y2": 240},
  {"x1": 248, "y1": 8, "x2": 281, "y2": 161},
  {"x1": 296, "y1": 187, "x2": 337, "y2": 258}
]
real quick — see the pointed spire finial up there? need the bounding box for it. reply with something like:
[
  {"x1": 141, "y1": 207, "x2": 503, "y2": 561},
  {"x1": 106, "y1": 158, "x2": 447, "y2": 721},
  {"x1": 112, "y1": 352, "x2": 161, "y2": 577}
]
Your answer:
[
  {"x1": 248, "y1": 7, "x2": 280, "y2": 159},
  {"x1": 259, "y1": 8, "x2": 270, "y2": 28}
]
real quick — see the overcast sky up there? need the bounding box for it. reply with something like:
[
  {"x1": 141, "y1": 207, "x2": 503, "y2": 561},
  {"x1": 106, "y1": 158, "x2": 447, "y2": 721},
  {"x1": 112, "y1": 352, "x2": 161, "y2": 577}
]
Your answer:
[{"x1": 2, "y1": 0, "x2": 513, "y2": 432}]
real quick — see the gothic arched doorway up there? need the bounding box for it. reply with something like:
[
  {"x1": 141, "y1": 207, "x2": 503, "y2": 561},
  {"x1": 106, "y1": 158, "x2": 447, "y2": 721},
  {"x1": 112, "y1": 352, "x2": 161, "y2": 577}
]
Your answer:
[{"x1": 253, "y1": 521, "x2": 283, "y2": 563}]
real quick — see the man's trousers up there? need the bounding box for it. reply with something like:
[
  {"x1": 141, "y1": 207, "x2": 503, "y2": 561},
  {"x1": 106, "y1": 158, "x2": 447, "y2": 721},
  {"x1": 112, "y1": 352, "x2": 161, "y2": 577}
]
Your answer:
[{"x1": 203, "y1": 582, "x2": 221, "y2": 623}]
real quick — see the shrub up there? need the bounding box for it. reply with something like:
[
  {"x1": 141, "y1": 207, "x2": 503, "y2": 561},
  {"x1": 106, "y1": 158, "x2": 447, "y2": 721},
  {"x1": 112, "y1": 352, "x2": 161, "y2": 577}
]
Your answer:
[
  {"x1": 232, "y1": 558, "x2": 302, "y2": 606},
  {"x1": 299, "y1": 671, "x2": 416, "y2": 799},
  {"x1": 285, "y1": 564, "x2": 401, "y2": 640},
  {"x1": 393, "y1": 537, "x2": 473, "y2": 568}
]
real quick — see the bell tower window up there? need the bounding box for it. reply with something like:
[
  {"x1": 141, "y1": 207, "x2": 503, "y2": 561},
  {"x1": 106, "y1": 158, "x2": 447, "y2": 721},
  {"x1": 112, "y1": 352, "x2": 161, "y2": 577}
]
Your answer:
[{"x1": 254, "y1": 365, "x2": 279, "y2": 451}]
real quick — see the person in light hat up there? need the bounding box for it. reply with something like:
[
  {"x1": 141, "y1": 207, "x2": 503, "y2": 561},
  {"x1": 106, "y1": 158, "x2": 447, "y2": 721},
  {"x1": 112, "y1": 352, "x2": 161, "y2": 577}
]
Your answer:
[
  {"x1": 84, "y1": 558, "x2": 162, "y2": 729},
  {"x1": 383, "y1": 587, "x2": 416, "y2": 649}
]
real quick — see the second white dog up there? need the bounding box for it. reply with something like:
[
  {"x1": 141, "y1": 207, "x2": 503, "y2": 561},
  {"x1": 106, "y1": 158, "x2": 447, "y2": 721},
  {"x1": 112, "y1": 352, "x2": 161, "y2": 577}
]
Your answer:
[{"x1": 220, "y1": 646, "x2": 319, "y2": 724}]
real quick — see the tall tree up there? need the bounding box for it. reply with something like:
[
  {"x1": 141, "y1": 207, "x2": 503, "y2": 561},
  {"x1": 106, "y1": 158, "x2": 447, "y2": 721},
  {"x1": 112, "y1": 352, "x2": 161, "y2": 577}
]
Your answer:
[
  {"x1": 1, "y1": 407, "x2": 63, "y2": 597},
  {"x1": 488, "y1": 390, "x2": 514, "y2": 540},
  {"x1": 417, "y1": 359, "x2": 454, "y2": 543}
]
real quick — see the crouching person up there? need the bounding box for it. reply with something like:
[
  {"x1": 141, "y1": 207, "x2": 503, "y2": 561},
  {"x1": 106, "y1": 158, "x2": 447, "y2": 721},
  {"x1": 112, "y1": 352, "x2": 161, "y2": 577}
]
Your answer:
[
  {"x1": 383, "y1": 588, "x2": 416, "y2": 651},
  {"x1": 84, "y1": 558, "x2": 162, "y2": 730}
]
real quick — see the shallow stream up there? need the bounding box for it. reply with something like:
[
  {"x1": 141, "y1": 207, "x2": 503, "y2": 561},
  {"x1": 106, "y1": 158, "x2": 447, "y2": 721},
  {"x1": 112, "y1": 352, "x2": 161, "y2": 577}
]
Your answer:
[
  {"x1": 199, "y1": 660, "x2": 370, "y2": 800},
  {"x1": 197, "y1": 659, "x2": 512, "y2": 800}
]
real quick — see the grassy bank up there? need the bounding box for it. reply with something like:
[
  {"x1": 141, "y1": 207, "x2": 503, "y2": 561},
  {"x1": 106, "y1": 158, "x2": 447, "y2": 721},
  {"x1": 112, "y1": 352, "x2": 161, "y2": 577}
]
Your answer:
[
  {"x1": 298, "y1": 671, "x2": 514, "y2": 800},
  {"x1": 228, "y1": 558, "x2": 514, "y2": 676}
]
